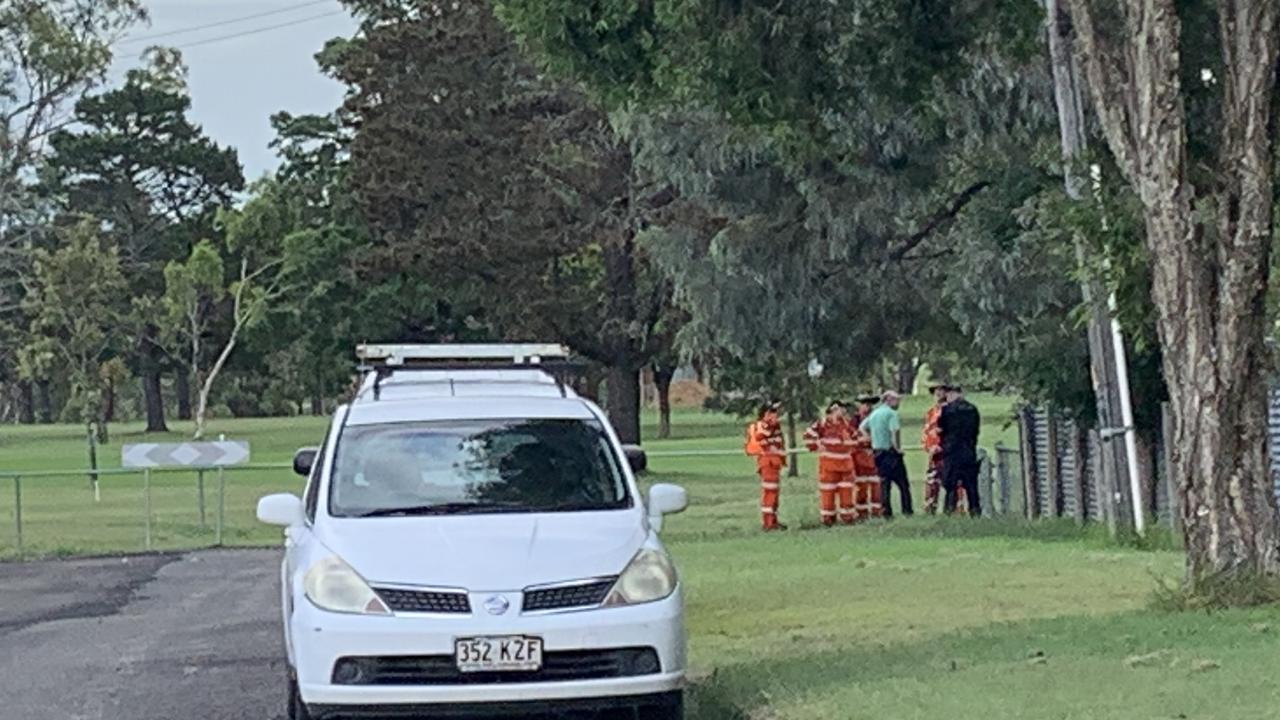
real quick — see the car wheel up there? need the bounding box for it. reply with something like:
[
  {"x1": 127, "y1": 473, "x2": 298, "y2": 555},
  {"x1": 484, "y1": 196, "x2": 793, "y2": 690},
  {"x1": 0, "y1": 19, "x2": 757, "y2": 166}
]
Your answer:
[
  {"x1": 287, "y1": 672, "x2": 312, "y2": 720},
  {"x1": 639, "y1": 692, "x2": 684, "y2": 720}
]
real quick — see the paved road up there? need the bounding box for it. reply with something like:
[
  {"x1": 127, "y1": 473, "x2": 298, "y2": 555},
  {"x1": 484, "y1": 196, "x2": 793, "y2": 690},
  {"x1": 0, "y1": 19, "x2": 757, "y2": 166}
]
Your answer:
[{"x1": 0, "y1": 549, "x2": 285, "y2": 720}]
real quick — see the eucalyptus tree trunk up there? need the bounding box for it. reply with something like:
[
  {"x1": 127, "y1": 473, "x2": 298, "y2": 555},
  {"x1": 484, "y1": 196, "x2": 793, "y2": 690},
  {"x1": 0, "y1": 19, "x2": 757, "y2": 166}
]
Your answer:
[
  {"x1": 606, "y1": 366, "x2": 641, "y2": 444},
  {"x1": 140, "y1": 325, "x2": 168, "y2": 432},
  {"x1": 653, "y1": 365, "x2": 675, "y2": 439},
  {"x1": 36, "y1": 379, "x2": 52, "y2": 424},
  {"x1": 894, "y1": 351, "x2": 919, "y2": 395},
  {"x1": 18, "y1": 381, "x2": 34, "y2": 424},
  {"x1": 1068, "y1": 0, "x2": 1280, "y2": 584},
  {"x1": 175, "y1": 370, "x2": 192, "y2": 420},
  {"x1": 142, "y1": 371, "x2": 167, "y2": 432}
]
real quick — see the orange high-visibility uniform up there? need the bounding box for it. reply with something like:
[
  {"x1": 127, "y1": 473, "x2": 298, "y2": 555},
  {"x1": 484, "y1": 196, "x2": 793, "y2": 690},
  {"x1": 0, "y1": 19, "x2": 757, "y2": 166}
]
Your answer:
[
  {"x1": 804, "y1": 417, "x2": 857, "y2": 525},
  {"x1": 749, "y1": 418, "x2": 787, "y2": 529},
  {"x1": 923, "y1": 404, "x2": 944, "y2": 514},
  {"x1": 851, "y1": 416, "x2": 882, "y2": 519}
]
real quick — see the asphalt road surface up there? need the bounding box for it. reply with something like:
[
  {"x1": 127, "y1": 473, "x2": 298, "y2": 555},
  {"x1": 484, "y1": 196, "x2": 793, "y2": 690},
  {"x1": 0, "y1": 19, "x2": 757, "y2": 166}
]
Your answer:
[{"x1": 0, "y1": 549, "x2": 286, "y2": 720}]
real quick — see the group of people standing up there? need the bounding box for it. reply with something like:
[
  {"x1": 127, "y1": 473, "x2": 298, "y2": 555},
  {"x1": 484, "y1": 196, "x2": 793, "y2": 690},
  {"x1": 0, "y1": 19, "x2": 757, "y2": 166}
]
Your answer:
[{"x1": 745, "y1": 385, "x2": 981, "y2": 531}]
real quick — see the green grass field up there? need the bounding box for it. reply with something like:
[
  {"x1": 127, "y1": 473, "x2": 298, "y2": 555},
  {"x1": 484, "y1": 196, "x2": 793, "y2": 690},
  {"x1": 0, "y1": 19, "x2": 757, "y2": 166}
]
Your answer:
[{"x1": 4, "y1": 397, "x2": 1279, "y2": 718}]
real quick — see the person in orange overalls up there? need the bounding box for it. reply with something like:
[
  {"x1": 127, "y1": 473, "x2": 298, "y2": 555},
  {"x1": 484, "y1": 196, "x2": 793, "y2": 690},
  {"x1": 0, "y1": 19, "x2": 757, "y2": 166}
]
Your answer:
[
  {"x1": 804, "y1": 401, "x2": 858, "y2": 526},
  {"x1": 747, "y1": 402, "x2": 788, "y2": 531},
  {"x1": 851, "y1": 395, "x2": 884, "y2": 519},
  {"x1": 922, "y1": 384, "x2": 947, "y2": 514}
]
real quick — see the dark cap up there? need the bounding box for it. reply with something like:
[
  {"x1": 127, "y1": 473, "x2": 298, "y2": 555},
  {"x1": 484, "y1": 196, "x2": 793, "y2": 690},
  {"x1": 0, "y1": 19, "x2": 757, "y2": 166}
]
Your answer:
[
  {"x1": 945, "y1": 384, "x2": 963, "y2": 393},
  {"x1": 856, "y1": 394, "x2": 880, "y2": 405}
]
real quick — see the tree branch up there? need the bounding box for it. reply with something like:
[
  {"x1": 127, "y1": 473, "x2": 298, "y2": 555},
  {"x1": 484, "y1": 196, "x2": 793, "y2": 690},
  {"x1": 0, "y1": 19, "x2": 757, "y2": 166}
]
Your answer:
[
  {"x1": 899, "y1": 249, "x2": 957, "y2": 263},
  {"x1": 886, "y1": 180, "x2": 992, "y2": 261}
]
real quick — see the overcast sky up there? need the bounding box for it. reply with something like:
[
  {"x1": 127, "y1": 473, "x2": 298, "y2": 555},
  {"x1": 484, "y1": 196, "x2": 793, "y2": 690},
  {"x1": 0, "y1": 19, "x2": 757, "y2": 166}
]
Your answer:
[{"x1": 109, "y1": 0, "x2": 358, "y2": 181}]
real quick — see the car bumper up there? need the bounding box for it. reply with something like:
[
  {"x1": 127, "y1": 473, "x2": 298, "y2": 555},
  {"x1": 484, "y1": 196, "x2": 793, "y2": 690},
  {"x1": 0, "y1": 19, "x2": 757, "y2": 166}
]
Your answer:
[
  {"x1": 292, "y1": 590, "x2": 685, "y2": 706},
  {"x1": 306, "y1": 690, "x2": 683, "y2": 719}
]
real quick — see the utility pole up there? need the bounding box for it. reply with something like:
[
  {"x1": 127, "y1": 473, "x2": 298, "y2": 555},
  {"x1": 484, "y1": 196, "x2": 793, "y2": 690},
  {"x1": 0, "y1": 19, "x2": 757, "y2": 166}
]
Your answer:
[{"x1": 1044, "y1": 0, "x2": 1141, "y2": 535}]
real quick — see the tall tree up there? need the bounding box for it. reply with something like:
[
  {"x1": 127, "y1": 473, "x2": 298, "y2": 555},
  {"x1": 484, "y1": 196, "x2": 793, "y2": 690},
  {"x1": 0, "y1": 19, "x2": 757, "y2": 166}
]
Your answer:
[
  {"x1": 172, "y1": 183, "x2": 290, "y2": 439},
  {"x1": 0, "y1": 0, "x2": 144, "y2": 422},
  {"x1": 20, "y1": 220, "x2": 128, "y2": 442},
  {"x1": 499, "y1": 2, "x2": 1044, "y2": 399},
  {"x1": 162, "y1": 239, "x2": 224, "y2": 433},
  {"x1": 255, "y1": 112, "x2": 365, "y2": 414},
  {"x1": 44, "y1": 49, "x2": 244, "y2": 432},
  {"x1": 1066, "y1": 0, "x2": 1280, "y2": 587},
  {"x1": 332, "y1": 0, "x2": 677, "y2": 442}
]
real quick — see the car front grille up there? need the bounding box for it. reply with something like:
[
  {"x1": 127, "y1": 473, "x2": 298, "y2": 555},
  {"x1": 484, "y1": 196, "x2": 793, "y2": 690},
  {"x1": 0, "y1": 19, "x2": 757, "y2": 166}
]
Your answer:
[
  {"x1": 522, "y1": 579, "x2": 616, "y2": 612},
  {"x1": 372, "y1": 587, "x2": 471, "y2": 614},
  {"x1": 331, "y1": 648, "x2": 662, "y2": 686}
]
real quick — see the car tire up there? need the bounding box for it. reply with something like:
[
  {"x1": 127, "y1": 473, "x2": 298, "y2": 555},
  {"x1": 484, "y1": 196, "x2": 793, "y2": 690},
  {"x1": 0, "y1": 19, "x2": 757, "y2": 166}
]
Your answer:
[
  {"x1": 287, "y1": 672, "x2": 312, "y2": 720},
  {"x1": 639, "y1": 691, "x2": 684, "y2": 720}
]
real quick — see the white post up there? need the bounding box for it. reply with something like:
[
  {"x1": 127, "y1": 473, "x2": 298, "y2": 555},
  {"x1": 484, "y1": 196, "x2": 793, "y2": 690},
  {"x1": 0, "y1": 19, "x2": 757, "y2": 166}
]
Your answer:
[
  {"x1": 1090, "y1": 160, "x2": 1146, "y2": 536},
  {"x1": 1108, "y1": 298, "x2": 1146, "y2": 536}
]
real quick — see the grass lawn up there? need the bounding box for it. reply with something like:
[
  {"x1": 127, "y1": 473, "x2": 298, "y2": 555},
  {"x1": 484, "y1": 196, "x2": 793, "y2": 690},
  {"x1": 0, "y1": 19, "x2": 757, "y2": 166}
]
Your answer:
[{"x1": 4, "y1": 396, "x2": 1278, "y2": 718}]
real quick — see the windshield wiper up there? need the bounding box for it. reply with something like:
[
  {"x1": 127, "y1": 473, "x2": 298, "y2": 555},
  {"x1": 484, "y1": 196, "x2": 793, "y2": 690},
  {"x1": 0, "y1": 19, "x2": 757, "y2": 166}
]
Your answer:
[{"x1": 354, "y1": 502, "x2": 529, "y2": 518}]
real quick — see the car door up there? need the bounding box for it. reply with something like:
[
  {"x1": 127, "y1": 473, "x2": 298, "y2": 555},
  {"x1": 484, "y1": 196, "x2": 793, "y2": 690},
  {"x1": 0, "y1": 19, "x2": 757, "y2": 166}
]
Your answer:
[{"x1": 282, "y1": 431, "x2": 331, "y2": 666}]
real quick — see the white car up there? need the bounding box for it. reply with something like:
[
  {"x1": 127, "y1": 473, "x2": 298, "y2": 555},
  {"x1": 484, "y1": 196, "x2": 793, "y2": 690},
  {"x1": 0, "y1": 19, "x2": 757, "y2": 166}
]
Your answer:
[{"x1": 257, "y1": 345, "x2": 689, "y2": 720}]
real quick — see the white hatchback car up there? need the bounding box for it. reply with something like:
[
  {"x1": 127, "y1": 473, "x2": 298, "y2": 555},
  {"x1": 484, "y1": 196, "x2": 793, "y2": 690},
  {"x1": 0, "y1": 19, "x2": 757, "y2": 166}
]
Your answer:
[{"x1": 257, "y1": 345, "x2": 689, "y2": 720}]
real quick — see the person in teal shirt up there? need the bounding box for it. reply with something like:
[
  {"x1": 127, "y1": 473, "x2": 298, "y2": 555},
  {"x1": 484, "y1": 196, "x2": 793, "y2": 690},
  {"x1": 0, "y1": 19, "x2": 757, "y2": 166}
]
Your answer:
[{"x1": 859, "y1": 392, "x2": 914, "y2": 517}]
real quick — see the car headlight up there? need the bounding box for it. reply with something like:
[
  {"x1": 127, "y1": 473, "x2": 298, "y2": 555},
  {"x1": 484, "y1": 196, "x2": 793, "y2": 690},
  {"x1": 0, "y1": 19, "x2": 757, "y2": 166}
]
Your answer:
[
  {"x1": 303, "y1": 556, "x2": 391, "y2": 615},
  {"x1": 604, "y1": 549, "x2": 678, "y2": 606}
]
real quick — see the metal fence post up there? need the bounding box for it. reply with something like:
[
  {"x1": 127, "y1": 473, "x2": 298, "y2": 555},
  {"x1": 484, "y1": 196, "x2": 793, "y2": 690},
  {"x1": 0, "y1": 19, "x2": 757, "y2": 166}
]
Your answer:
[
  {"x1": 1070, "y1": 425, "x2": 1086, "y2": 525},
  {"x1": 1018, "y1": 408, "x2": 1038, "y2": 519},
  {"x1": 197, "y1": 470, "x2": 207, "y2": 529},
  {"x1": 215, "y1": 467, "x2": 226, "y2": 547},
  {"x1": 1090, "y1": 428, "x2": 1118, "y2": 538},
  {"x1": 143, "y1": 468, "x2": 153, "y2": 551},
  {"x1": 1045, "y1": 413, "x2": 1061, "y2": 518},
  {"x1": 994, "y1": 443, "x2": 1011, "y2": 515},
  {"x1": 14, "y1": 476, "x2": 22, "y2": 553},
  {"x1": 978, "y1": 449, "x2": 994, "y2": 517}
]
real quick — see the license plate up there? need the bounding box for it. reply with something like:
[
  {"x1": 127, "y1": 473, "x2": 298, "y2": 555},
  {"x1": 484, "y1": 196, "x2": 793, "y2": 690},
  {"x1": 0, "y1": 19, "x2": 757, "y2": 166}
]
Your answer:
[{"x1": 454, "y1": 636, "x2": 544, "y2": 673}]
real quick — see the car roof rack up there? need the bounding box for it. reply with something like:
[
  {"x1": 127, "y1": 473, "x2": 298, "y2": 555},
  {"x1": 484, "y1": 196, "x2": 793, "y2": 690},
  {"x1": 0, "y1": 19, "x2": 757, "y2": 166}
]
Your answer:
[{"x1": 355, "y1": 344, "x2": 582, "y2": 400}]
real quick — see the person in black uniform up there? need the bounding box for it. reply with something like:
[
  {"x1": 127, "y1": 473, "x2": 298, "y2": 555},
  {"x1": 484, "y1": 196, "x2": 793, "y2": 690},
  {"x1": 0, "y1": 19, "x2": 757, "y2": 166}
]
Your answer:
[{"x1": 938, "y1": 384, "x2": 981, "y2": 516}]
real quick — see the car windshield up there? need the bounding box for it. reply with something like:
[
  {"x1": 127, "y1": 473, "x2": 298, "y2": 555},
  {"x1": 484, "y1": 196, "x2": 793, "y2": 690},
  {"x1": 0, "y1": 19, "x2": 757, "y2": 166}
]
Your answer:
[{"x1": 328, "y1": 418, "x2": 631, "y2": 517}]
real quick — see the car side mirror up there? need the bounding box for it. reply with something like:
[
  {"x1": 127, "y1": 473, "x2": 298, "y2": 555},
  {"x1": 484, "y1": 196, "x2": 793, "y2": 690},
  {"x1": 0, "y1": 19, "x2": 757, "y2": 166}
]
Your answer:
[
  {"x1": 622, "y1": 444, "x2": 647, "y2": 474},
  {"x1": 257, "y1": 493, "x2": 305, "y2": 527},
  {"x1": 293, "y1": 447, "x2": 319, "y2": 477},
  {"x1": 647, "y1": 483, "x2": 688, "y2": 532}
]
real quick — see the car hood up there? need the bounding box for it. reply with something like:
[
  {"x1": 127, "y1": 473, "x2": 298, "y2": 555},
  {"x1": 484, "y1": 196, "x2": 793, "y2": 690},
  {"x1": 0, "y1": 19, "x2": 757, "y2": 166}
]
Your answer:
[{"x1": 316, "y1": 510, "x2": 649, "y2": 591}]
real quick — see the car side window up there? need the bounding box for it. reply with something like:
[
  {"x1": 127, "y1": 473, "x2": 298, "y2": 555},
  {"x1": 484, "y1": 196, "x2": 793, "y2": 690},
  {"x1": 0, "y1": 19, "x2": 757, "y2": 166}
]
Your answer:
[{"x1": 304, "y1": 440, "x2": 327, "y2": 522}]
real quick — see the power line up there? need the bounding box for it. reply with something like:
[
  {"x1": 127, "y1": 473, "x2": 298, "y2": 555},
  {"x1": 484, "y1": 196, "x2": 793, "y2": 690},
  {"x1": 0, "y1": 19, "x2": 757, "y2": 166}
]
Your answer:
[
  {"x1": 166, "y1": 11, "x2": 348, "y2": 51},
  {"x1": 118, "y1": 0, "x2": 335, "y2": 46}
]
